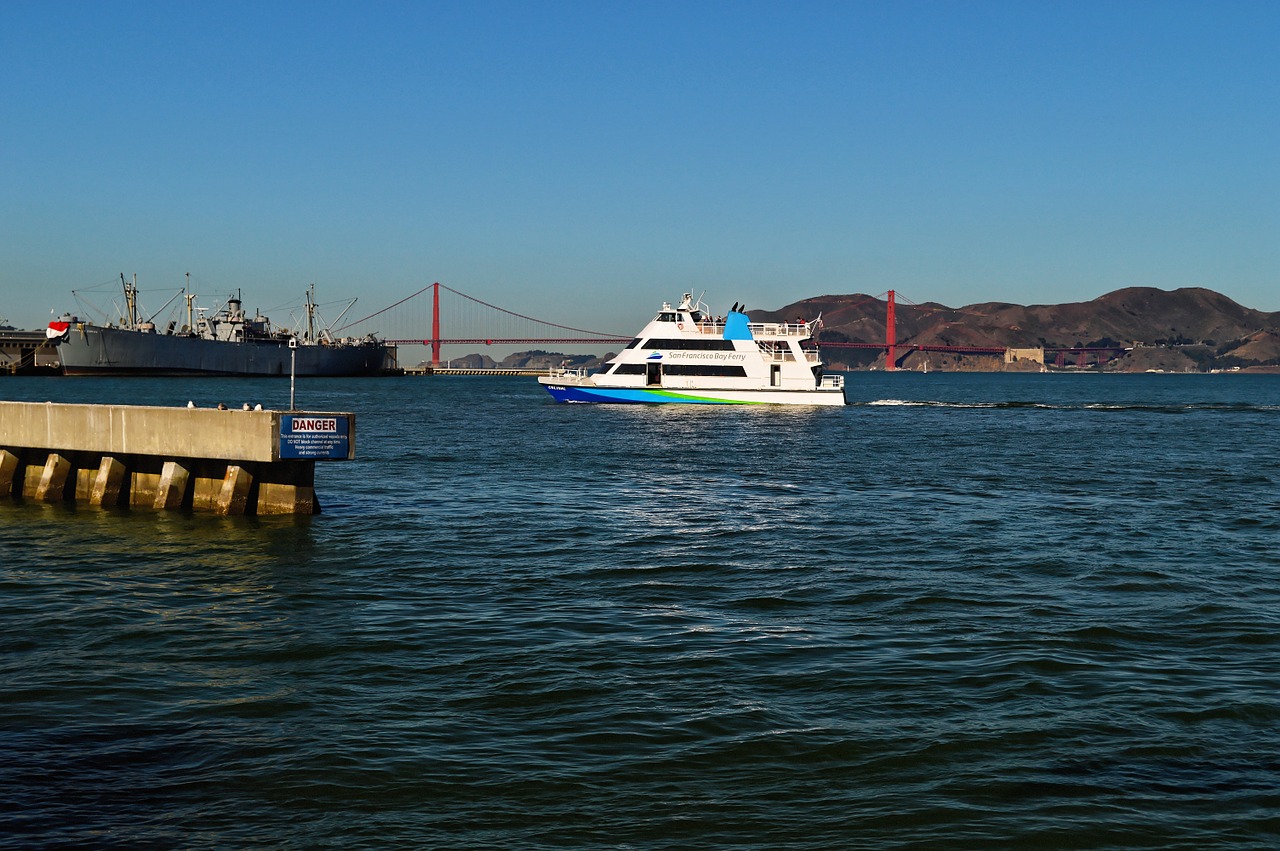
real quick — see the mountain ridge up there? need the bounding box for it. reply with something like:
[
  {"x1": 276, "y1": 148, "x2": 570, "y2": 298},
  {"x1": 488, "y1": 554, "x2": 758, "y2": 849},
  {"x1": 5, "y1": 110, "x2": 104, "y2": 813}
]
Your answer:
[{"x1": 752, "y1": 286, "x2": 1280, "y2": 371}]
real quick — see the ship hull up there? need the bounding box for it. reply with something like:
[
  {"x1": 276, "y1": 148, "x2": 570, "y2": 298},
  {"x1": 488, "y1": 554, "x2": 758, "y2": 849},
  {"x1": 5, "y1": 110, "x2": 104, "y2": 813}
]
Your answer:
[
  {"x1": 56, "y1": 324, "x2": 394, "y2": 377},
  {"x1": 539, "y1": 377, "x2": 846, "y2": 406}
]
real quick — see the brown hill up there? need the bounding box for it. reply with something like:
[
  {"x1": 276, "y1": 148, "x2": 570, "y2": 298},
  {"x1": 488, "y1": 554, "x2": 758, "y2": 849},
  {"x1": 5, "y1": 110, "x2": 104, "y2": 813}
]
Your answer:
[
  {"x1": 754, "y1": 287, "x2": 1280, "y2": 369},
  {"x1": 1225, "y1": 330, "x2": 1280, "y2": 363}
]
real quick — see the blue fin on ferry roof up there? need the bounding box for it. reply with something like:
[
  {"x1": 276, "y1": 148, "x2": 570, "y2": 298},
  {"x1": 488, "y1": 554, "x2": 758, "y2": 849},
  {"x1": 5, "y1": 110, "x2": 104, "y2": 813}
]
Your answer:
[{"x1": 723, "y1": 311, "x2": 753, "y2": 341}]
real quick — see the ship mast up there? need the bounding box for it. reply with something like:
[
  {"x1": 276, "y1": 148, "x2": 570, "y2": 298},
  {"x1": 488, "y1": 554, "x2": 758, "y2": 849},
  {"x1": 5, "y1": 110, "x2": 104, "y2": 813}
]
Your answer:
[
  {"x1": 184, "y1": 272, "x2": 195, "y2": 332},
  {"x1": 121, "y1": 273, "x2": 139, "y2": 329},
  {"x1": 306, "y1": 283, "x2": 317, "y2": 343}
]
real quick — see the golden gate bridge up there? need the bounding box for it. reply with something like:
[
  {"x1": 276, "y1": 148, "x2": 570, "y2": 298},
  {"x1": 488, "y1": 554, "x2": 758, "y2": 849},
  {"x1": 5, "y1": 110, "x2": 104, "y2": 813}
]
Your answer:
[
  {"x1": 337, "y1": 282, "x2": 629, "y2": 366},
  {"x1": 336, "y1": 283, "x2": 1124, "y2": 369}
]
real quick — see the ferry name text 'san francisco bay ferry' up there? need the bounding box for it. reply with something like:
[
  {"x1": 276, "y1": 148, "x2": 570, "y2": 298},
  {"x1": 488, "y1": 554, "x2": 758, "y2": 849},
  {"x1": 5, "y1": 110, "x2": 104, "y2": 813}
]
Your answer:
[{"x1": 539, "y1": 293, "x2": 846, "y2": 405}]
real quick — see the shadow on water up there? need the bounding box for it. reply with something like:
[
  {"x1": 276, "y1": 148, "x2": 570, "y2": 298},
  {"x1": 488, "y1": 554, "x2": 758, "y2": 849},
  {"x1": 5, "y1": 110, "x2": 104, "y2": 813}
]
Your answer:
[{"x1": 0, "y1": 498, "x2": 317, "y2": 569}]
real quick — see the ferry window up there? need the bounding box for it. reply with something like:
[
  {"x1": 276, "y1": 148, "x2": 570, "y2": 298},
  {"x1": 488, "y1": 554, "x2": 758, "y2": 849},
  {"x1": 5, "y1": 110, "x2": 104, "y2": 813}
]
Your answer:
[
  {"x1": 645, "y1": 338, "x2": 736, "y2": 351},
  {"x1": 658, "y1": 312, "x2": 678, "y2": 323},
  {"x1": 613, "y1": 364, "x2": 646, "y2": 375},
  {"x1": 663, "y1": 365, "x2": 749, "y2": 377},
  {"x1": 624, "y1": 338, "x2": 642, "y2": 349}
]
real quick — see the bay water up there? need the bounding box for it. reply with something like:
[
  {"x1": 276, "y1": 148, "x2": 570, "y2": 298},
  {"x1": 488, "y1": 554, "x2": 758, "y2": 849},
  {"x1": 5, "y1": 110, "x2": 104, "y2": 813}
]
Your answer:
[{"x1": 2, "y1": 373, "x2": 1279, "y2": 848}]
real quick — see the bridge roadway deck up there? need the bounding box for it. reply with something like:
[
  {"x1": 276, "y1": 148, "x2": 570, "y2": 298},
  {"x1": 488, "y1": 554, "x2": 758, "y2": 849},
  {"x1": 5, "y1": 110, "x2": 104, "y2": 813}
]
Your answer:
[{"x1": 404, "y1": 367, "x2": 550, "y2": 376}]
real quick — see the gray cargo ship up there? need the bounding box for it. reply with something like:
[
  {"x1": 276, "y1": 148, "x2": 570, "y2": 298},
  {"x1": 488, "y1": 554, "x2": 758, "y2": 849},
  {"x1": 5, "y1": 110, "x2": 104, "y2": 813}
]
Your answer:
[{"x1": 47, "y1": 275, "x2": 396, "y2": 376}]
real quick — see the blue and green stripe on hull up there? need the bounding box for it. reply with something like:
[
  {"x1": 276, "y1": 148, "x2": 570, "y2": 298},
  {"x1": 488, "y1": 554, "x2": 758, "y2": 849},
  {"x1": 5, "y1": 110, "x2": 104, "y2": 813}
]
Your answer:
[{"x1": 543, "y1": 384, "x2": 761, "y2": 404}]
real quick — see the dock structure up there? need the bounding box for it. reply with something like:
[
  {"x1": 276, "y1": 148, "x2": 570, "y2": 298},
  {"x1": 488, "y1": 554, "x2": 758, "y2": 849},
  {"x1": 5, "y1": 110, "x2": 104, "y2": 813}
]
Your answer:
[
  {"x1": 0, "y1": 329, "x2": 61, "y2": 374},
  {"x1": 0, "y1": 402, "x2": 354, "y2": 515}
]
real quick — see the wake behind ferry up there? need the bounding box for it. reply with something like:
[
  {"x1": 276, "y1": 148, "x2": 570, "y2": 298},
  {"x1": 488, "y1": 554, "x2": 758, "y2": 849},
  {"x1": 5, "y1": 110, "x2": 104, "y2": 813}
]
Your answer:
[{"x1": 539, "y1": 293, "x2": 846, "y2": 405}]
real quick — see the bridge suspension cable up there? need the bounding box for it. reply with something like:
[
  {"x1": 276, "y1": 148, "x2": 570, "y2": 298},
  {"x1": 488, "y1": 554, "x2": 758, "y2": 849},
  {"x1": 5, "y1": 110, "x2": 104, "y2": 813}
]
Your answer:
[
  {"x1": 336, "y1": 282, "x2": 630, "y2": 367},
  {"x1": 334, "y1": 285, "x2": 433, "y2": 333},
  {"x1": 338, "y1": 282, "x2": 625, "y2": 339},
  {"x1": 438, "y1": 284, "x2": 624, "y2": 338}
]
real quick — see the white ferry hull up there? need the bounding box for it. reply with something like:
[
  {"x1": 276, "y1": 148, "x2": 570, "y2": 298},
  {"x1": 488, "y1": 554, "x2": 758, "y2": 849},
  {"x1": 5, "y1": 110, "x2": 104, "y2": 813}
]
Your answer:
[{"x1": 539, "y1": 377, "x2": 846, "y2": 406}]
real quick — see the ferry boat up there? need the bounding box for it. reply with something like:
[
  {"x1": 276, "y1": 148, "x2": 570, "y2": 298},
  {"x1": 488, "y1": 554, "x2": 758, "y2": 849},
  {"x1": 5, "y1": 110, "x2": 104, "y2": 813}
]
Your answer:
[
  {"x1": 539, "y1": 293, "x2": 846, "y2": 405},
  {"x1": 47, "y1": 275, "x2": 396, "y2": 377}
]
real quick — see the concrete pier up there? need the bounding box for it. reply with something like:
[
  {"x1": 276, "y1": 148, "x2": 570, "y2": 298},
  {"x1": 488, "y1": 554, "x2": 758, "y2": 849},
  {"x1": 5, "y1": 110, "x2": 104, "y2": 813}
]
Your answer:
[{"x1": 0, "y1": 402, "x2": 355, "y2": 515}]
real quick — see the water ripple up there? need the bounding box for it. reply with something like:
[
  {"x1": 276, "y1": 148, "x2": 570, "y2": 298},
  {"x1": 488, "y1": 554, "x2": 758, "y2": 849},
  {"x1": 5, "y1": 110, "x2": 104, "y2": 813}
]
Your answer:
[{"x1": 2, "y1": 373, "x2": 1280, "y2": 847}]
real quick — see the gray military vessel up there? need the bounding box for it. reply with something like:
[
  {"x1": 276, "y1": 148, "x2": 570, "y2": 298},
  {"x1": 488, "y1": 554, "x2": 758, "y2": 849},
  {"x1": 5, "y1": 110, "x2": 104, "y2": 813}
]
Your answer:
[{"x1": 48, "y1": 275, "x2": 396, "y2": 376}]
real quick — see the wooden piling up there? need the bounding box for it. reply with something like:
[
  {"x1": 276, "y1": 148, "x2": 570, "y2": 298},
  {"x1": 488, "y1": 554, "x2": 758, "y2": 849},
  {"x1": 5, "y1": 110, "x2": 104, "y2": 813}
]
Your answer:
[
  {"x1": 217, "y1": 465, "x2": 253, "y2": 516},
  {"x1": 154, "y1": 460, "x2": 190, "y2": 510},
  {"x1": 90, "y1": 456, "x2": 127, "y2": 507},
  {"x1": 0, "y1": 449, "x2": 18, "y2": 498},
  {"x1": 36, "y1": 453, "x2": 71, "y2": 501}
]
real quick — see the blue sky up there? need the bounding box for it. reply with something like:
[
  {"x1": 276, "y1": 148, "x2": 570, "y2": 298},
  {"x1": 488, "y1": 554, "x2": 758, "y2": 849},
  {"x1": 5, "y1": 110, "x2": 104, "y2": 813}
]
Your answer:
[{"x1": 3, "y1": 0, "x2": 1278, "y2": 338}]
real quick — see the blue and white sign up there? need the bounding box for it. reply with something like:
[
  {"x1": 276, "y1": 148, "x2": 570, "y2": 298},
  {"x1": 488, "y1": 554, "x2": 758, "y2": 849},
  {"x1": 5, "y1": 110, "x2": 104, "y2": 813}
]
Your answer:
[{"x1": 279, "y1": 414, "x2": 352, "y2": 460}]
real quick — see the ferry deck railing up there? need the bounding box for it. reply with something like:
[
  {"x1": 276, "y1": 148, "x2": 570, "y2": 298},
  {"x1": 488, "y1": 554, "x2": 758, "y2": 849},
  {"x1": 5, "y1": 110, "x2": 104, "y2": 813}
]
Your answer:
[
  {"x1": 546, "y1": 366, "x2": 590, "y2": 379},
  {"x1": 691, "y1": 321, "x2": 812, "y2": 337},
  {"x1": 761, "y1": 348, "x2": 823, "y2": 364}
]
